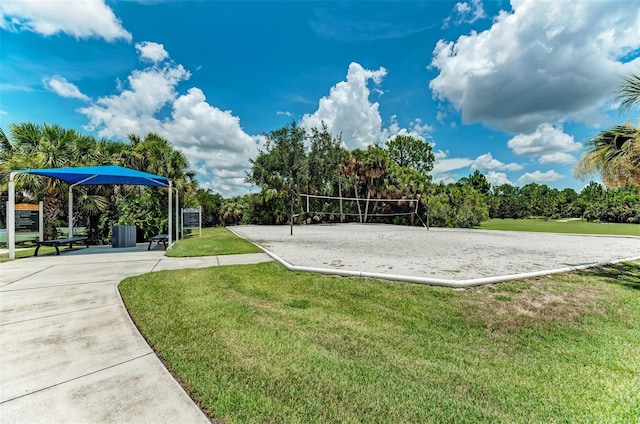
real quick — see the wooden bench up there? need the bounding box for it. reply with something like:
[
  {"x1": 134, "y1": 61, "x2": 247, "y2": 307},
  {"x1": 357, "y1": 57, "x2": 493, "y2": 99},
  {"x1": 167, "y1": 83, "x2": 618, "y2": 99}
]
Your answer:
[
  {"x1": 35, "y1": 237, "x2": 89, "y2": 256},
  {"x1": 148, "y1": 234, "x2": 168, "y2": 250}
]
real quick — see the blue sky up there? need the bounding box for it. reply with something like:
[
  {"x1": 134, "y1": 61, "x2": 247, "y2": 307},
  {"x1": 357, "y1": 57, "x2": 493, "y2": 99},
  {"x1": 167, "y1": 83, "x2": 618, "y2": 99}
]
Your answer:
[{"x1": 1, "y1": 0, "x2": 639, "y2": 197}]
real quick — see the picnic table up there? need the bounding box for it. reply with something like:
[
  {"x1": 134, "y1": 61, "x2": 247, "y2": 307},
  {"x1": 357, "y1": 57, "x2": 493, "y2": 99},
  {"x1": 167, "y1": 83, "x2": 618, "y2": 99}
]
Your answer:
[
  {"x1": 148, "y1": 234, "x2": 168, "y2": 250},
  {"x1": 34, "y1": 237, "x2": 89, "y2": 256}
]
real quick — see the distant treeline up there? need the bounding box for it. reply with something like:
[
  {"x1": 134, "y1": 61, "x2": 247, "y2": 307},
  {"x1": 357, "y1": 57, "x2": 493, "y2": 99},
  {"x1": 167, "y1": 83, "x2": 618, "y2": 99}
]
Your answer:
[{"x1": 2, "y1": 122, "x2": 638, "y2": 245}]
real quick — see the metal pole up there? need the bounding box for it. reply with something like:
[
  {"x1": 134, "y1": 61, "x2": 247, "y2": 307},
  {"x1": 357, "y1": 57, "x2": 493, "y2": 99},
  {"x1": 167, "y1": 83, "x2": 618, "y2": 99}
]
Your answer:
[
  {"x1": 68, "y1": 186, "x2": 73, "y2": 237},
  {"x1": 168, "y1": 181, "x2": 173, "y2": 247},
  {"x1": 290, "y1": 193, "x2": 294, "y2": 236},
  {"x1": 8, "y1": 172, "x2": 15, "y2": 260},
  {"x1": 175, "y1": 187, "x2": 179, "y2": 241},
  {"x1": 39, "y1": 201, "x2": 44, "y2": 242}
]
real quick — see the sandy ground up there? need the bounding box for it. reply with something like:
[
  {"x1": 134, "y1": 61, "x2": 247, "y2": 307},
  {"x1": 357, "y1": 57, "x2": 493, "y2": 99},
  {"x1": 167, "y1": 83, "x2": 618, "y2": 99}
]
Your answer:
[{"x1": 230, "y1": 224, "x2": 640, "y2": 282}]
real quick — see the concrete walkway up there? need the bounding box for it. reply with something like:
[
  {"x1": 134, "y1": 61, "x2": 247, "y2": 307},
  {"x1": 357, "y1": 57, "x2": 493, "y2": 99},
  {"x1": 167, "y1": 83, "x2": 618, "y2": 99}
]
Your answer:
[{"x1": 0, "y1": 244, "x2": 271, "y2": 423}]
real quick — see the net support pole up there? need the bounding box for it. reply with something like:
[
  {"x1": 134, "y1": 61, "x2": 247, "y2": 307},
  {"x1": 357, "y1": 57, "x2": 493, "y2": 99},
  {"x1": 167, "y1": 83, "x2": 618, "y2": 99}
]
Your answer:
[
  {"x1": 290, "y1": 192, "x2": 294, "y2": 236},
  {"x1": 8, "y1": 172, "x2": 15, "y2": 260}
]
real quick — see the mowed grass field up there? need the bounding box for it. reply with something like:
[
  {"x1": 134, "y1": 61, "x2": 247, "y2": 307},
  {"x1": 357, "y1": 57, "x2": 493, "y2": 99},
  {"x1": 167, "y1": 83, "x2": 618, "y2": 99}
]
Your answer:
[
  {"x1": 166, "y1": 227, "x2": 262, "y2": 257},
  {"x1": 478, "y1": 218, "x2": 640, "y2": 237},
  {"x1": 119, "y1": 223, "x2": 640, "y2": 423}
]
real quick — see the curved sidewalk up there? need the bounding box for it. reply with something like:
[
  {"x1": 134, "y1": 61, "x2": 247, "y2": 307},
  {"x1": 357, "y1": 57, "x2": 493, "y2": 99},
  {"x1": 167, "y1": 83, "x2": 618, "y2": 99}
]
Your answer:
[{"x1": 0, "y1": 245, "x2": 271, "y2": 423}]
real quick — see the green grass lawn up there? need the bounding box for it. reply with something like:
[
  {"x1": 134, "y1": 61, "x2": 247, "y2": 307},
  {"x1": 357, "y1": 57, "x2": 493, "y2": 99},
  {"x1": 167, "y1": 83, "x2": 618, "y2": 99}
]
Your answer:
[
  {"x1": 477, "y1": 218, "x2": 640, "y2": 237},
  {"x1": 120, "y1": 261, "x2": 640, "y2": 423},
  {"x1": 0, "y1": 246, "x2": 57, "y2": 262},
  {"x1": 165, "y1": 227, "x2": 262, "y2": 257}
]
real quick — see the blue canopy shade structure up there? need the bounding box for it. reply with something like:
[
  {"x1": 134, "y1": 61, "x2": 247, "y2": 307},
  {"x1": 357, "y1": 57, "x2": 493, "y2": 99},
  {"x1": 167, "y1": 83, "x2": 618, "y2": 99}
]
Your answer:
[
  {"x1": 7, "y1": 165, "x2": 176, "y2": 259},
  {"x1": 18, "y1": 165, "x2": 169, "y2": 187}
]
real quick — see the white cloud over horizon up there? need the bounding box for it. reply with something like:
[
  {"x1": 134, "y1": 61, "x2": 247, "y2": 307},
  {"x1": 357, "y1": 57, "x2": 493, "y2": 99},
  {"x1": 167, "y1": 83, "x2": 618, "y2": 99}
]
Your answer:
[
  {"x1": 517, "y1": 170, "x2": 565, "y2": 185},
  {"x1": 429, "y1": 0, "x2": 640, "y2": 133},
  {"x1": 471, "y1": 152, "x2": 522, "y2": 171},
  {"x1": 486, "y1": 171, "x2": 513, "y2": 186},
  {"x1": 0, "y1": 0, "x2": 131, "y2": 41},
  {"x1": 77, "y1": 43, "x2": 260, "y2": 197},
  {"x1": 508, "y1": 123, "x2": 581, "y2": 164},
  {"x1": 42, "y1": 75, "x2": 90, "y2": 101}
]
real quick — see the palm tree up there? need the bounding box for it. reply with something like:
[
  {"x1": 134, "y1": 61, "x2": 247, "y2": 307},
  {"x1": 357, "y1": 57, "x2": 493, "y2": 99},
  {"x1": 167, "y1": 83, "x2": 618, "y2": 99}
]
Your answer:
[
  {"x1": 617, "y1": 72, "x2": 640, "y2": 113},
  {"x1": 574, "y1": 124, "x2": 640, "y2": 187},
  {"x1": 575, "y1": 73, "x2": 640, "y2": 187},
  {"x1": 1, "y1": 123, "x2": 112, "y2": 238}
]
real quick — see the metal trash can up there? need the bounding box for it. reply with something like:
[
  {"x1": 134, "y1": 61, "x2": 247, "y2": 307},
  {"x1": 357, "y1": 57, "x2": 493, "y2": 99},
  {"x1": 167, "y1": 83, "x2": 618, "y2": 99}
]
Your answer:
[{"x1": 112, "y1": 225, "x2": 136, "y2": 248}]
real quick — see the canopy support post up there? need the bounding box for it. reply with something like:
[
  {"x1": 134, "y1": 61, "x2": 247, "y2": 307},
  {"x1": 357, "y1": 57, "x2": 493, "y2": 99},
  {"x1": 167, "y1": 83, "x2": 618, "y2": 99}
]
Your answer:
[
  {"x1": 68, "y1": 186, "x2": 73, "y2": 238},
  {"x1": 168, "y1": 180, "x2": 173, "y2": 247},
  {"x1": 8, "y1": 172, "x2": 16, "y2": 260},
  {"x1": 175, "y1": 188, "x2": 179, "y2": 241}
]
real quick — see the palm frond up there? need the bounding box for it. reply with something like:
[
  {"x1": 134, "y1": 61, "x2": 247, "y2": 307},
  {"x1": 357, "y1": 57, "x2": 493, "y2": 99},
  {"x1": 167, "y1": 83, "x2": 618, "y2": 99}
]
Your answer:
[{"x1": 617, "y1": 72, "x2": 640, "y2": 113}]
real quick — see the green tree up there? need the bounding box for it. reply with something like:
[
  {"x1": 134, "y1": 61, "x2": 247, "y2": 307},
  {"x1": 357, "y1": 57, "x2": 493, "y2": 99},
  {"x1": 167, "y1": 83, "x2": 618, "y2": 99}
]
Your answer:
[
  {"x1": 307, "y1": 124, "x2": 348, "y2": 195},
  {"x1": 386, "y1": 134, "x2": 435, "y2": 175},
  {"x1": 428, "y1": 183, "x2": 488, "y2": 227},
  {"x1": 0, "y1": 123, "x2": 107, "y2": 239},
  {"x1": 248, "y1": 121, "x2": 308, "y2": 209},
  {"x1": 195, "y1": 188, "x2": 223, "y2": 227},
  {"x1": 575, "y1": 73, "x2": 640, "y2": 187},
  {"x1": 617, "y1": 72, "x2": 640, "y2": 113},
  {"x1": 574, "y1": 124, "x2": 640, "y2": 187},
  {"x1": 353, "y1": 146, "x2": 394, "y2": 222},
  {"x1": 488, "y1": 184, "x2": 526, "y2": 219},
  {"x1": 459, "y1": 170, "x2": 491, "y2": 194}
]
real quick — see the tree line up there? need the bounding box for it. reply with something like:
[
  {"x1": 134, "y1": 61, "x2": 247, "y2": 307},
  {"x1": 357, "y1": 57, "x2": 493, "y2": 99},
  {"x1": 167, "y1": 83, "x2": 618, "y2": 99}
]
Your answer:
[{"x1": 2, "y1": 73, "x2": 638, "y2": 237}]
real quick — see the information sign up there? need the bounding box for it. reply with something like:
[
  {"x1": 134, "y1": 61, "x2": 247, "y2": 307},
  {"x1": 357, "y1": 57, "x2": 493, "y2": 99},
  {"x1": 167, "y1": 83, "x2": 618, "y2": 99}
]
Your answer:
[
  {"x1": 183, "y1": 208, "x2": 201, "y2": 228},
  {"x1": 15, "y1": 204, "x2": 39, "y2": 232}
]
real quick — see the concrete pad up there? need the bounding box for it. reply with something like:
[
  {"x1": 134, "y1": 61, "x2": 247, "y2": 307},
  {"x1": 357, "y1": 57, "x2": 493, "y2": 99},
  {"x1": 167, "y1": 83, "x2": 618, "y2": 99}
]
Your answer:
[
  {"x1": 0, "y1": 303, "x2": 151, "y2": 402},
  {"x1": 0, "y1": 244, "x2": 280, "y2": 422},
  {"x1": 2, "y1": 261, "x2": 158, "y2": 290},
  {"x1": 0, "y1": 265, "x2": 52, "y2": 286},
  {"x1": 0, "y1": 353, "x2": 209, "y2": 423},
  {"x1": 0, "y1": 281, "x2": 119, "y2": 325},
  {"x1": 230, "y1": 224, "x2": 640, "y2": 282}
]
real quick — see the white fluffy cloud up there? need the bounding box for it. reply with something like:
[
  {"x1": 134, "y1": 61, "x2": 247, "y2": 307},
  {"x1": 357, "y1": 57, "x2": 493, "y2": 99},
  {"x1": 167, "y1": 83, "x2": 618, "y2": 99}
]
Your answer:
[
  {"x1": 431, "y1": 150, "x2": 474, "y2": 183},
  {"x1": 385, "y1": 115, "x2": 433, "y2": 141},
  {"x1": 508, "y1": 123, "x2": 581, "y2": 164},
  {"x1": 486, "y1": 171, "x2": 513, "y2": 186},
  {"x1": 517, "y1": 170, "x2": 565, "y2": 185},
  {"x1": 77, "y1": 43, "x2": 260, "y2": 197},
  {"x1": 429, "y1": 0, "x2": 640, "y2": 133},
  {"x1": 135, "y1": 41, "x2": 169, "y2": 63},
  {"x1": 0, "y1": 0, "x2": 131, "y2": 41},
  {"x1": 446, "y1": 0, "x2": 486, "y2": 26},
  {"x1": 471, "y1": 152, "x2": 522, "y2": 171},
  {"x1": 538, "y1": 152, "x2": 577, "y2": 165},
  {"x1": 42, "y1": 75, "x2": 89, "y2": 101},
  {"x1": 80, "y1": 62, "x2": 191, "y2": 136},
  {"x1": 301, "y1": 62, "x2": 387, "y2": 149}
]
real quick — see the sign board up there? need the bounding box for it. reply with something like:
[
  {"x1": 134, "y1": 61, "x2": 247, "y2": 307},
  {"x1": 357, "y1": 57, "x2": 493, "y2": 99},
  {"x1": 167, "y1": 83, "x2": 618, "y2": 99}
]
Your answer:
[
  {"x1": 182, "y1": 207, "x2": 202, "y2": 237},
  {"x1": 15, "y1": 203, "x2": 39, "y2": 232}
]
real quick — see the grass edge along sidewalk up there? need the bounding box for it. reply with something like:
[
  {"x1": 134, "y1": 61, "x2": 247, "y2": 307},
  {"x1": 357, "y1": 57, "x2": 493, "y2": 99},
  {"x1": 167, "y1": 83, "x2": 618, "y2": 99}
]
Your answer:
[
  {"x1": 165, "y1": 227, "x2": 261, "y2": 257},
  {"x1": 120, "y1": 260, "x2": 640, "y2": 423}
]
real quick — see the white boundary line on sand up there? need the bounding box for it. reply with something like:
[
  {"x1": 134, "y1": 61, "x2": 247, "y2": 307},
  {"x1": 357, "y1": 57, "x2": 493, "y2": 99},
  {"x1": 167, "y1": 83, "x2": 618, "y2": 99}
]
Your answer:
[{"x1": 227, "y1": 227, "x2": 640, "y2": 288}]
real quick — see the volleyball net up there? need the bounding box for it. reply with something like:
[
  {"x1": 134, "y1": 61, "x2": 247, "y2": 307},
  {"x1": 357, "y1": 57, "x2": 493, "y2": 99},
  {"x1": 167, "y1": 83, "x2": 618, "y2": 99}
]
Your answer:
[{"x1": 298, "y1": 193, "x2": 420, "y2": 224}]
